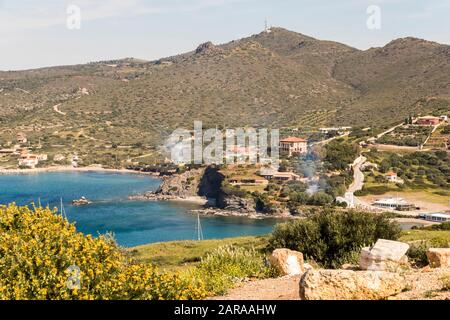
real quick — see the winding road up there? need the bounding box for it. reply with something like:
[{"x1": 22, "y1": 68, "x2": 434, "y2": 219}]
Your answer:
[{"x1": 348, "y1": 155, "x2": 366, "y2": 194}]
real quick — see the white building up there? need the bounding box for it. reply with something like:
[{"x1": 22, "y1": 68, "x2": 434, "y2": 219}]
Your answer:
[
  {"x1": 420, "y1": 213, "x2": 450, "y2": 223},
  {"x1": 372, "y1": 197, "x2": 415, "y2": 211},
  {"x1": 19, "y1": 155, "x2": 39, "y2": 168}
]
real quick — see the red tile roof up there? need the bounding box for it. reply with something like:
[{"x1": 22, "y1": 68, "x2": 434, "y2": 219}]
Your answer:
[{"x1": 280, "y1": 137, "x2": 307, "y2": 143}]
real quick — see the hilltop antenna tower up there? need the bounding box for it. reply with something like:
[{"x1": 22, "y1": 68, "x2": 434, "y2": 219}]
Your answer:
[{"x1": 264, "y1": 19, "x2": 271, "y2": 33}]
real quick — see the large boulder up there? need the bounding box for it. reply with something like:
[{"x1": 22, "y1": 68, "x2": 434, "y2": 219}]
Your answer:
[
  {"x1": 299, "y1": 269, "x2": 405, "y2": 300},
  {"x1": 269, "y1": 249, "x2": 304, "y2": 276},
  {"x1": 360, "y1": 239, "x2": 410, "y2": 271},
  {"x1": 426, "y1": 248, "x2": 450, "y2": 268}
]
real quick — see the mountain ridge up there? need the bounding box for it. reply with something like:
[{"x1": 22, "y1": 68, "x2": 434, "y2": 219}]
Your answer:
[{"x1": 0, "y1": 27, "x2": 449, "y2": 157}]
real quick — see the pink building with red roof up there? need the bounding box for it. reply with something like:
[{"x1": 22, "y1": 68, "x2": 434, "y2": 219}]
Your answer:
[{"x1": 280, "y1": 137, "x2": 308, "y2": 156}]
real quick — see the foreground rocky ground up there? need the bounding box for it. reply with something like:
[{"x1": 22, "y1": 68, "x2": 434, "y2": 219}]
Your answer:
[
  {"x1": 212, "y1": 268, "x2": 450, "y2": 300},
  {"x1": 212, "y1": 242, "x2": 450, "y2": 300}
]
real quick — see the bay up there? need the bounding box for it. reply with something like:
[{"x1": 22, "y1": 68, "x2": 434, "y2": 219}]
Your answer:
[{"x1": 0, "y1": 172, "x2": 277, "y2": 247}]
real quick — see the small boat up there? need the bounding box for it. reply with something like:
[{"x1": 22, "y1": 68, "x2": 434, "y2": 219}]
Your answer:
[{"x1": 72, "y1": 196, "x2": 92, "y2": 206}]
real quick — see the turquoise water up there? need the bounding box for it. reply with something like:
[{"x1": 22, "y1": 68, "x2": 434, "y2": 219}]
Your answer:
[{"x1": 0, "y1": 172, "x2": 277, "y2": 247}]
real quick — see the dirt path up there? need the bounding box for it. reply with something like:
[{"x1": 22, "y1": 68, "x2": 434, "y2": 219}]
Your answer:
[
  {"x1": 209, "y1": 275, "x2": 301, "y2": 300},
  {"x1": 311, "y1": 132, "x2": 350, "y2": 146},
  {"x1": 210, "y1": 268, "x2": 450, "y2": 300},
  {"x1": 348, "y1": 156, "x2": 366, "y2": 193},
  {"x1": 53, "y1": 104, "x2": 66, "y2": 116}
]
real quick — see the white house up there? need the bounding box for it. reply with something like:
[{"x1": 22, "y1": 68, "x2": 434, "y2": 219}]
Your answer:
[
  {"x1": 19, "y1": 155, "x2": 39, "y2": 168},
  {"x1": 279, "y1": 137, "x2": 307, "y2": 156},
  {"x1": 385, "y1": 172, "x2": 398, "y2": 182}
]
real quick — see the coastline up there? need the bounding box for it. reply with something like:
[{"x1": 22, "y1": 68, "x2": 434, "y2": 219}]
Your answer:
[
  {"x1": 0, "y1": 165, "x2": 160, "y2": 177},
  {"x1": 190, "y1": 208, "x2": 298, "y2": 220}
]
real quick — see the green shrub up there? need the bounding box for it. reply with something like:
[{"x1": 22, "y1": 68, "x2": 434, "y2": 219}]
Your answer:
[
  {"x1": 362, "y1": 185, "x2": 391, "y2": 195},
  {"x1": 267, "y1": 209, "x2": 401, "y2": 268},
  {"x1": 431, "y1": 222, "x2": 450, "y2": 231},
  {"x1": 354, "y1": 189, "x2": 369, "y2": 196},
  {"x1": 221, "y1": 182, "x2": 248, "y2": 198},
  {"x1": 191, "y1": 245, "x2": 273, "y2": 295},
  {"x1": 442, "y1": 274, "x2": 450, "y2": 292},
  {"x1": 406, "y1": 241, "x2": 430, "y2": 267},
  {"x1": 307, "y1": 192, "x2": 334, "y2": 206}
]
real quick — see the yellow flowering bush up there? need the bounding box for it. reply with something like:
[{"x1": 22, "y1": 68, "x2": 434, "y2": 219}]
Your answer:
[{"x1": 0, "y1": 204, "x2": 206, "y2": 300}]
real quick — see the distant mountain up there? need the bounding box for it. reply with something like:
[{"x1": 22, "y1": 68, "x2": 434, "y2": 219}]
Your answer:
[{"x1": 0, "y1": 27, "x2": 449, "y2": 150}]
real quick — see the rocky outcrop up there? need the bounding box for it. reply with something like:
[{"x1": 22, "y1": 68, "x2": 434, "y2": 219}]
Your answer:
[
  {"x1": 130, "y1": 167, "x2": 209, "y2": 201},
  {"x1": 219, "y1": 195, "x2": 256, "y2": 214},
  {"x1": 360, "y1": 239, "x2": 410, "y2": 271},
  {"x1": 156, "y1": 168, "x2": 205, "y2": 197},
  {"x1": 195, "y1": 42, "x2": 219, "y2": 55},
  {"x1": 299, "y1": 269, "x2": 405, "y2": 300},
  {"x1": 269, "y1": 249, "x2": 304, "y2": 276},
  {"x1": 426, "y1": 248, "x2": 450, "y2": 268},
  {"x1": 198, "y1": 166, "x2": 225, "y2": 199}
]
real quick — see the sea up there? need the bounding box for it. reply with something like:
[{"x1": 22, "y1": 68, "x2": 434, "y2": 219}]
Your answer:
[{"x1": 0, "y1": 172, "x2": 278, "y2": 247}]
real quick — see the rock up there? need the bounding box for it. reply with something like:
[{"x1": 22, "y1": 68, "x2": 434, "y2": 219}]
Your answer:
[
  {"x1": 219, "y1": 195, "x2": 256, "y2": 214},
  {"x1": 156, "y1": 168, "x2": 205, "y2": 197},
  {"x1": 341, "y1": 263, "x2": 357, "y2": 270},
  {"x1": 303, "y1": 263, "x2": 314, "y2": 271},
  {"x1": 360, "y1": 239, "x2": 410, "y2": 271},
  {"x1": 195, "y1": 42, "x2": 216, "y2": 54},
  {"x1": 269, "y1": 249, "x2": 304, "y2": 276},
  {"x1": 299, "y1": 269, "x2": 405, "y2": 300},
  {"x1": 426, "y1": 248, "x2": 450, "y2": 268}
]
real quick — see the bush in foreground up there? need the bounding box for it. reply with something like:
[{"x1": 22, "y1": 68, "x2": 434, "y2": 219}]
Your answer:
[
  {"x1": 189, "y1": 245, "x2": 274, "y2": 296},
  {"x1": 0, "y1": 204, "x2": 206, "y2": 300},
  {"x1": 267, "y1": 209, "x2": 402, "y2": 268}
]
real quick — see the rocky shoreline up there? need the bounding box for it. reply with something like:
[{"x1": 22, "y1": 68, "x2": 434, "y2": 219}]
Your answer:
[
  {"x1": 128, "y1": 191, "x2": 295, "y2": 219},
  {"x1": 189, "y1": 208, "x2": 297, "y2": 220},
  {"x1": 128, "y1": 192, "x2": 208, "y2": 204}
]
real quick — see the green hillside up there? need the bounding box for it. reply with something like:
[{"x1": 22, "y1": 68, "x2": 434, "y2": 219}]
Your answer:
[{"x1": 0, "y1": 28, "x2": 449, "y2": 166}]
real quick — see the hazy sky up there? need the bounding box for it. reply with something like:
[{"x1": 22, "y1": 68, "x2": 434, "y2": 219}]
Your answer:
[{"x1": 1, "y1": 0, "x2": 449, "y2": 70}]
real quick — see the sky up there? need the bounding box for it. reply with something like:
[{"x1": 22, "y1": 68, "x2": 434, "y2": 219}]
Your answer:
[{"x1": 0, "y1": 0, "x2": 449, "y2": 70}]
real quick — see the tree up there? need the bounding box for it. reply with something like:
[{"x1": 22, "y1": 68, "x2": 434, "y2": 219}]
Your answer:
[
  {"x1": 307, "y1": 192, "x2": 334, "y2": 206},
  {"x1": 268, "y1": 209, "x2": 401, "y2": 268},
  {"x1": 324, "y1": 140, "x2": 360, "y2": 171}
]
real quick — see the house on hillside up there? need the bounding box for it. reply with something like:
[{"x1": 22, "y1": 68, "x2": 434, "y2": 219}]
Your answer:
[
  {"x1": 229, "y1": 176, "x2": 269, "y2": 186},
  {"x1": 259, "y1": 169, "x2": 300, "y2": 182},
  {"x1": 385, "y1": 172, "x2": 399, "y2": 183},
  {"x1": 16, "y1": 133, "x2": 27, "y2": 144},
  {"x1": 272, "y1": 172, "x2": 301, "y2": 182},
  {"x1": 19, "y1": 155, "x2": 39, "y2": 168},
  {"x1": 279, "y1": 137, "x2": 307, "y2": 156},
  {"x1": 416, "y1": 116, "x2": 441, "y2": 126}
]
